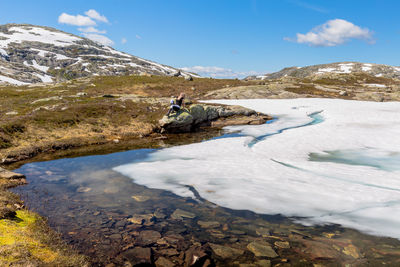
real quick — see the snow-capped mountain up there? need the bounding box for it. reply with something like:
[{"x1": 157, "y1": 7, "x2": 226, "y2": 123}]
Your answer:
[
  {"x1": 0, "y1": 24, "x2": 196, "y2": 85},
  {"x1": 246, "y1": 62, "x2": 400, "y2": 80}
]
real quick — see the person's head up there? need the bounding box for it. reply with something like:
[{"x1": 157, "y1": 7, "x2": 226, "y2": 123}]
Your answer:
[{"x1": 178, "y1": 92, "x2": 185, "y2": 99}]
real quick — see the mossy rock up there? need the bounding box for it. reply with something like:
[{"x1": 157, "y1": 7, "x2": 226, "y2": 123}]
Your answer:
[{"x1": 159, "y1": 109, "x2": 194, "y2": 133}]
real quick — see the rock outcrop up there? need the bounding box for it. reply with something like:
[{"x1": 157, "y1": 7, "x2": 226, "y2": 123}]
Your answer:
[{"x1": 159, "y1": 104, "x2": 272, "y2": 133}]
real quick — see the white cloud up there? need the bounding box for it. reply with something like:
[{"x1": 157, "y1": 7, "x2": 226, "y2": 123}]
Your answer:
[
  {"x1": 83, "y1": 33, "x2": 114, "y2": 46},
  {"x1": 121, "y1": 38, "x2": 127, "y2": 44},
  {"x1": 181, "y1": 66, "x2": 264, "y2": 79},
  {"x1": 58, "y1": 10, "x2": 114, "y2": 47},
  {"x1": 85, "y1": 9, "x2": 109, "y2": 23},
  {"x1": 58, "y1": 13, "x2": 96, "y2": 26},
  {"x1": 288, "y1": 19, "x2": 373, "y2": 47},
  {"x1": 136, "y1": 34, "x2": 142, "y2": 40},
  {"x1": 78, "y1": 27, "x2": 106, "y2": 34}
]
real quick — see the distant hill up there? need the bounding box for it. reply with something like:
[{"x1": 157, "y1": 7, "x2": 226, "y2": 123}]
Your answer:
[
  {"x1": 0, "y1": 24, "x2": 196, "y2": 85},
  {"x1": 246, "y1": 62, "x2": 400, "y2": 80}
]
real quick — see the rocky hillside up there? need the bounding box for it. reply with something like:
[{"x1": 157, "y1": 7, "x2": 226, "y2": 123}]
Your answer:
[
  {"x1": 246, "y1": 62, "x2": 400, "y2": 80},
  {"x1": 0, "y1": 24, "x2": 196, "y2": 85}
]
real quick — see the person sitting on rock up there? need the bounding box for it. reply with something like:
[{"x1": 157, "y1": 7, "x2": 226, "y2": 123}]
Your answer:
[{"x1": 167, "y1": 93, "x2": 185, "y2": 116}]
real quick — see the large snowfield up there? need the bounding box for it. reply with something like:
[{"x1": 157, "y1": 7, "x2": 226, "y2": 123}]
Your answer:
[{"x1": 114, "y1": 98, "x2": 400, "y2": 239}]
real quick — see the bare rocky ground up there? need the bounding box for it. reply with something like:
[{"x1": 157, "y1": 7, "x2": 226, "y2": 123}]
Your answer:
[
  {"x1": 205, "y1": 73, "x2": 400, "y2": 102},
  {"x1": 1, "y1": 73, "x2": 400, "y2": 266}
]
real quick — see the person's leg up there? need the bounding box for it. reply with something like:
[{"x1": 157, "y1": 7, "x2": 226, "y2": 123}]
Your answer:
[{"x1": 167, "y1": 107, "x2": 173, "y2": 116}]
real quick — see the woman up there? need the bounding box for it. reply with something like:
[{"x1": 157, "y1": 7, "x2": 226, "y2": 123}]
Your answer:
[{"x1": 167, "y1": 93, "x2": 185, "y2": 116}]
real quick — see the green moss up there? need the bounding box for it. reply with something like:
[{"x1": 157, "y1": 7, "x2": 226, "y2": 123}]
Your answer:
[{"x1": 0, "y1": 210, "x2": 87, "y2": 266}]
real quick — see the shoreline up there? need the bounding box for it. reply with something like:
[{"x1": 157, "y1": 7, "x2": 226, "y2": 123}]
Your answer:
[{"x1": 0, "y1": 110, "x2": 273, "y2": 266}]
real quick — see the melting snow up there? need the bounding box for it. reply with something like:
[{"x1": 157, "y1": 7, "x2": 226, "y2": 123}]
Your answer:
[
  {"x1": 54, "y1": 53, "x2": 71, "y2": 60},
  {"x1": 317, "y1": 67, "x2": 336, "y2": 73},
  {"x1": 338, "y1": 63, "x2": 353, "y2": 73},
  {"x1": 0, "y1": 26, "x2": 81, "y2": 48},
  {"x1": 34, "y1": 73, "x2": 53, "y2": 83},
  {"x1": 0, "y1": 48, "x2": 8, "y2": 56},
  {"x1": 365, "y1": 84, "x2": 386, "y2": 88},
  {"x1": 24, "y1": 60, "x2": 49, "y2": 72},
  {"x1": 30, "y1": 48, "x2": 49, "y2": 57},
  {"x1": 114, "y1": 98, "x2": 400, "y2": 239},
  {"x1": 362, "y1": 64, "x2": 372, "y2": 71},
  {"x1": 104, "y1": 46, "x2": 132, "y2": 58},
  {"x1": 0, "y1": 74, "x2": 29, "y2": 85}
]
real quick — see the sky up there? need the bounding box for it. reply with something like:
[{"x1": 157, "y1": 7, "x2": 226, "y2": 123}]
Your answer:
[{"x1": 0, "y1": 0, "x2": 399, "y2": 78}]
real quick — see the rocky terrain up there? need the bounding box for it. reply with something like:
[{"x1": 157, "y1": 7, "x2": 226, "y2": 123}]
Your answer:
[
  {"x1": 0, "y1": 24, "x2": 196, "y2": 85},
  {"x1": 246, "y1": 62, "x2": 400, "y2": 80},
  {"x1": 159, "y1": 104, "x2": 272, "y2": 133},
  {"x1": 208, "y1": 72, "x2": 400, "y2": 102}
]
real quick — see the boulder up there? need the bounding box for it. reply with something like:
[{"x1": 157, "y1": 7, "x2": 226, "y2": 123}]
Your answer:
[
  {"x1": 189, "y1": 104, "x2": 208, "y2": 124},
  {"x1": 159, "y1": 104, "x2": 271, "y2": 133},
  {"x1": 172, "y1": 70, "x2": 181, "y2": 77},
  {"x1": 204, "y1": 106, "x2": 219, "y2": 121},
  {"x1": 159, "y1": 110, "x2": 194, "y2": 133},
  {"x1": 216, "y1": 105, "x2": 255, "y2": 117}
]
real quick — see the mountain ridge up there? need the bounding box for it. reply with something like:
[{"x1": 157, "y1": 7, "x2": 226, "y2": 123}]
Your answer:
[
  {"x1": 0, "y1": 23, "x2": 196, "y2": 85},
  {"x1": 246, "y1": 61, "x2": 400, "y2": 80}
]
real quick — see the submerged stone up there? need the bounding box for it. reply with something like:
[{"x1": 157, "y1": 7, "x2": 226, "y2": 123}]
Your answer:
[
  {"x1": 131, "y1": 195, "x2": 151, "y2": 202},
  {"x1": 247, "y1": 241, "x2": 278, "y2": 258},
  {"x1": 136, "y1": 230, "x2": 162, "y2": 246},
  {"x1": 209, "y1": 243, "x2": 244, "y2": 259},
  {"x1": 171, "y1": 209, "x2": 196, "y2": 220},
  {"x1": 122, "y1": 247, "x2": 152, "y2": 266},
  {"x1": 155, "y1": 257, "x2": 175, "y2": 267},
  {"x1": 197, "y1": 220, "x2": 220, "y2": 228},
  {"x1": 274, "y1": 241, "x2": 290, "y2": 249}
]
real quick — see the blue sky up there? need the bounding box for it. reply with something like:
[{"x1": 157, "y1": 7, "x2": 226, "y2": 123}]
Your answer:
[{"x1": 1, "y1": 0, "x2": 399, "y2": 78}]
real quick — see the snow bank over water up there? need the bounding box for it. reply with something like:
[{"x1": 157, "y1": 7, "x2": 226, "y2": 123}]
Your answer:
[{"x1": 114, "y1": 99, "x2": 400, "y2": 239}]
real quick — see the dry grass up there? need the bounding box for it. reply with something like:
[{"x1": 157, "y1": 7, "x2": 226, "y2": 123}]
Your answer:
[
  {"x1": 285, "y1": 84, "x2": 339, "y2": 97},
  {"x1": 88, "y1": 75, "x2": 252, "y2": 98}
]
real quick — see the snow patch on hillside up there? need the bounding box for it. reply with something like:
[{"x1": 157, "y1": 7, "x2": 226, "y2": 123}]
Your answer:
[
  {"x1": 0, "y1": 75, "x2": 29, "y2": 85},
  {"x1": 0, "y1": 26, "x2": 80, "y2": 48}
]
